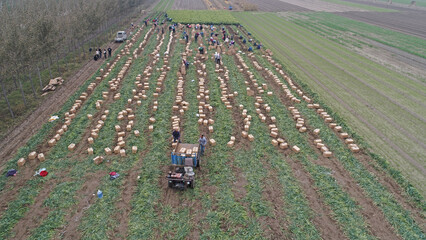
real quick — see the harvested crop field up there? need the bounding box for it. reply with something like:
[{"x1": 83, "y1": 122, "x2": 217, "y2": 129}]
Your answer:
[{"x1": 0, "y1": 0, "x2": 425, "y2": 239}]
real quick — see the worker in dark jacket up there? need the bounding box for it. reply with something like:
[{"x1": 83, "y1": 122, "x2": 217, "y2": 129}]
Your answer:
[
  {"x1": 173, "y1": 129, "x2": 181, "y2": 142},
  {"x1": 198, "y1": 134, "x2": 207, "y2": 155}
]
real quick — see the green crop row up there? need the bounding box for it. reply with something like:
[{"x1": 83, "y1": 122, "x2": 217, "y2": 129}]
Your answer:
[
  {"x1": 0, "y1": 21, "x2": 154, "y2": 239},
  {"x1": 234, "y1": 25, "x2": 424, "y2": 239},
  {"x1": 0, "y1": 40, "x2": 135, "y2": 239},
  {"x1": 78, "y1": 28, "x2": 166, "y2": 239},
  {"x1": 233, "y1": 13, "x2": 426, "y2": 204},
  {"x1": 198, "y1": 55, "x2": 264, "y2": 239},
  {"x1": 167, "y1": 10, "x2": 239, "y2": 25},
  {"x1": 234, "y1": 48, "x2": 375, "y2": 239},
  {"x1": 25, "y1": 24, "x2": 157, "y2": 239},
  {"x1": 127, "y1": 32, "x2": 184, "y2": 239},
  {"x1": 222, "y1": 52, "x2": 321, "y2": 239}
]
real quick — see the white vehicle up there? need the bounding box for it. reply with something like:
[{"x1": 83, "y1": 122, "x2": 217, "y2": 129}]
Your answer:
[{"x1": 115, "y1": 31, "x2": 127, "y2": 42}]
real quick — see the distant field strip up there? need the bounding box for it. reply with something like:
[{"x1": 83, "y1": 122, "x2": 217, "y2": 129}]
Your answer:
[
  {"x1": 320, "y1": 0, "x2": 396, "y2": 11},
  {"x1": 285, "y1": 12, "x2": 426, "y2": 59},
  {"x1": 234, "y1": 12, "x2": 426, "y2": 194}
]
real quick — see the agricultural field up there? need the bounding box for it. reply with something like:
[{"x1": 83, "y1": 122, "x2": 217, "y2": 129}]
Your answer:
[
  {"x1": 167, "y1": 10, "x2": 239, "y2": 24},
  {"x1": 0, "y1": 0, "x2": 425, "y2": 239},
  {"x1": 171, "y1": 0, "x2": 207, "y2": 10},
  {"x1": 234, "y1": 11, "x2": 426, "y2": 194}
]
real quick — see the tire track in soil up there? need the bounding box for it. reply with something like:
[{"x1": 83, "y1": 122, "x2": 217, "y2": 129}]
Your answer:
[
  {"x1": 55, "y1": 170, "x2": 106, "y2": 240},
  {"x1": 253, "y1": 51, "x2": 426, "y2": 226},
  {"x1": 186, "y1": 38, "x2": 219, "y2": 240},
  {"x1": 240, "y1": 16, "x2": 425, "y2": 175},
  {"x1": 112, "y1": 30, "x2": 173, "y2": 239},
  {"x1": 247, "y1": 52, "x2": 402, "y2": 240},
  {"x1": 259, "y1": 160, "x2": 290, "y2": 240},
  {"x1": 232, "y1": 50, "x2": 346, "y2": 239}
]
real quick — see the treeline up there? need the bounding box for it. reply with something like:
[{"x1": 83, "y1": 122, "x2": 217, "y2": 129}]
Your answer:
[{"x1": 0, "y1": 0, "x2": 154, "y2": 119}]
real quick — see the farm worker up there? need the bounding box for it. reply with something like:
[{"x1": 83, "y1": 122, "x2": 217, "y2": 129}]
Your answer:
[
  {"x1": 217, "y1": 53, "x2": 221, "y2": 65},
  {"x1": 254, "y1": 42, "x2": 257, "y2": 46},
  {"x1": 195, "y1": 32, "x2": 199, "y2": 42},
  {"x1": 95, "y1": 49, "x2": 100, "y2": 58},
  {"x1": 172, "y1": 27, "x2": 176, "y2": 33},
  {"x1": 248, "y1": 46, "x2": 253, "y2": 52},
  {"x1": 144, "y1": 20, "x2": 147, "y2": 26},
  {"x1": 199, "y1": 135, "x2": 207, "y2": 155},
  {"x1": 257, "y1": 44, "x2": 261, "y2": 49},
  {"x1": 239, "y1": 35, "x2": 243, "y2": 39},
  {"x1": 214, "y1": 52, "x2": 218, "y2": 62},
  {"x1": 200, "y1": 25, "x2": 203, "y2": 30},
  {"x1": 103, "y1": 49, "x2": 107, "y2": 59},
  {"x1": 108, "y1": 47, "x2": 112, "y2": 57},
  {"x1": 242, "y1": 39, "x2": 246, "y2": 44},
  {"x1": 183, "y1": 59, "x2": 190, "y2": 69},
  {"x1": 172, "y1": 129, "x2": 181, "y2": 143},
  {"x1": 199, "y1": 46, "x2": 204, "y2": 54},
  {"x1": 89, "y1": 47, "x2": 92, "y2": 54},
  {"x1": 200, "y1": 31, "x2": 204, "y2": 37}
]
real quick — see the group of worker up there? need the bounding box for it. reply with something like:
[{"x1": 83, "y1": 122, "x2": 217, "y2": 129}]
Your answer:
[{"x1": 173, "y1": 129, "x2": 207, "y2": 155}]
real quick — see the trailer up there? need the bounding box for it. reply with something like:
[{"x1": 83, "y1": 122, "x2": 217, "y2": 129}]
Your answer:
[
  {"x1": 167, "y1": 143, "x2": 201, "y2": 190},
  {"x1": 170, "y1": 143, "x2": 201, "y2": 168}
]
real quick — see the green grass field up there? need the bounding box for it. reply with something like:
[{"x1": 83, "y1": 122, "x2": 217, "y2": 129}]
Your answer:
[{"x1": 234, "y1": 11, "x2": 426, "y2": 195}]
